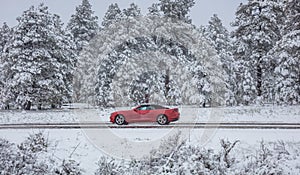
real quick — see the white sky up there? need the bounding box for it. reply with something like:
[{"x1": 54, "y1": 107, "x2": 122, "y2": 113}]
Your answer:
[{"x1": 0, "y1": 0, "x2": 247, "y2": 30}]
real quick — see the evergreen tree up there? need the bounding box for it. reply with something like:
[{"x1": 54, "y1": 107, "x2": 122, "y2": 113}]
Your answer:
[
  {"x1": 0, "y1": 22, "x2": 12, "y2": 109},
  {"x1": 148, "y1": 3, "x2": 160, "y2": 16},
  {"x1": 87, "y1": 17, "x2": 218, "y2": 107},
  {"x1": 271, "y1": 0, "x2": 300, "y2": 104},
  {"x1": 156, "y1": 0, "x2": 195, "y2": 23},
  {"x1": 52, "y1": 14, "x2": 77, "y2": 105},
  {"x1": 67, "y1": 0, "x2": 99, "y2": 102},
  {"x1": 101, "y1": 3, "x2": 122, "y2": 28},
  {"x1": 0, "y1": 22, "x2": 11, "y2": 53},
  {"x1": 231, "y1": 0, "x2": 285, "y2": 104},
  {"x1": 123, "y1": 3, "x2": 141, "y2": 18},
  {"x1": 205, "y1": 14, "x2": 237, "y2": 105},
  {"x1": 3, "y1": 4, "x2": 74, "y2": 110},
  {"x1": 66, "y1": 0, "x2": 99, "y2": 53}
]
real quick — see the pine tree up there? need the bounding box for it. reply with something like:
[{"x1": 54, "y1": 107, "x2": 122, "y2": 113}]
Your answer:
[
  {"x1": 4, "y1": 4, "x2": 74, "y2": 110},
  {"x1": 67, "y1": 0, "x2": 99, "y2": 102},
  {"x1": 101, "y1": 3, "x2": 122, "y2": 28},
  {"x1": 148, "y1": 3, "x2": 160, "y2": 16},
  {"x1": 231, "y1": 0, "x2": 285, "y2": 104},
  {"x1": 205, "y1": 14, "x2": 237, "y2": 105},
  {"x1": 123, "y1": 3, "x2": 141, "y2": 18},
  {"x1": 66, "y1": 0, "x2": 99, "y2": 53},
  {"x1": 271, "y1": 0, "x2": 300, "y2": 104},
  {"x1": 52, "y1": 14, "x2": 77, "y2": 105},
  {"x1": 0, "y1": 22, "x2": 12, "y2": 109},
  {"x1": 0, "y1": 23, "x2": 11, "y2": 53},
  {"x1": 157, "y1": 0, "x2": 195, "y2": 23}
]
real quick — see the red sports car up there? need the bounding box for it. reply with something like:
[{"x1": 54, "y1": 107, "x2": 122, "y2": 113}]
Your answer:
[{"x1": 110, "y1": 104, "x2": 180, "y2": 125}]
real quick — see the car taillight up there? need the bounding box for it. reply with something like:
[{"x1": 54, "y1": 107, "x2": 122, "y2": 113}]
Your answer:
[{"x1": 173, "y1": 108, "x2": 178, "y2": 112}]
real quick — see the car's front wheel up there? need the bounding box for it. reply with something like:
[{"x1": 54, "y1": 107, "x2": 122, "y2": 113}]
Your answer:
[
  {"x1": 115, "y1": 114, "x2": 126, "y2": 125},
  {"x1": 157, "y1": 114, "x2": 169, "y2": 125}
]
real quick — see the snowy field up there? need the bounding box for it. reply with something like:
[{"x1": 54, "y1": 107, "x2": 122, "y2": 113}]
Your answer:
[
  {"x1": 1, "y1": 128, "x2": 300, "y2": 174},
  {"x1": 0, "y1": 104, "x2": 300, "y2": 174}
]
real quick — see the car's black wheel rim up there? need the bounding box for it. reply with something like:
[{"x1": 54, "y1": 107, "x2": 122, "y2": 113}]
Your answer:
[
  {"x1": 115, "y1": 115, "x2": 125, "y2": 125},
  {"x1": 157, "y1": 115, "x2": 168, "y2": 125}
]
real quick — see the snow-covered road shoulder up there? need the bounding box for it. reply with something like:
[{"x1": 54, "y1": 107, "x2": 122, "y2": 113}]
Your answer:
[{"x1": 0, "y1": 104, "x2": 299, "y2": 124}]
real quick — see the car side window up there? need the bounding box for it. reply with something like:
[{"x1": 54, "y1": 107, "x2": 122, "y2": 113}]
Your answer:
[
  {"x1": 148, "y1": 106, "x2": 155, "y2": 110},
  {"x1": 137, "y1": 106, "x2": 148, "y2": 111}
]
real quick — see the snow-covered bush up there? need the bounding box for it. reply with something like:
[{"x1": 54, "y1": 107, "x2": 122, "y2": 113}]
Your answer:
[
  {"x1": 0, "y1": 132, "x2": 83, "y2": 175},
  {"x1": 54, "y1": 159, "x2": 83, "y2": 175},
  {"x1": 0, "y1": 133, "x2": 49, "y2": 174},
  {"x1": 18, "y1": 132, "x2": 48, "y2": 153},
  {"x1": 237, "y1": 140, "x2": 300, "y2": 175},
  {"x1": 94, "y1": 157, "x2": 124, "y2": 175},
  {"x1": 94, "y1": 134, "x2": 300, "y2": 175}
]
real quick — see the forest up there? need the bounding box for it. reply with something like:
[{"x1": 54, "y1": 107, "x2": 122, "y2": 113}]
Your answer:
[{"x1": 0, "y1": 0, "x2": 299, "y2": 110}]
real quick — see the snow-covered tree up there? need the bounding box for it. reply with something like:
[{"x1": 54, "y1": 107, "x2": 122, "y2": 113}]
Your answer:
[
  {"x1": 231, "y1": 0, "x2": 285, "y2": 104},
  {"x1": 66, "y1": 0, "x2": 99, "y2": 53},
  {"x1": 0, "y1": 22, "x2": 11, "y2": 53},
  {"x1": 78, "y1": 15, "x2": 223, "y2": 107},
  {"x1": 0, "y1": 22, "x2": 12, "y2": 108},
  {"x1": 148, "y1": 0, "x2": 195, "y2": 23},
  {"x1": 152, "y1": 0, "x2": 195, "y2": 23},
  {"x1": 52, "y1": 15, "x2": 77, "y2": 105},
  {"x1": 3, "y1": 4, "x2": 75, "y2": 110},
  {"x1": 148, "y1": 3, "x2": 160, "y2": 16},
  {"x1": 66, "y1": 0, "x2": 98, "y2": 102},
  {"x1": 270, "y1": 0, "x2": 300, "y2": 104},
  {"x1": 205, "y1": 14, "x2": 237, "y2": 105},
  {"x1": 101, "y1": 3, "x2": 122, "y2": 28},
  {"x1": 123, "y1": 3, "x2": 141, "y2": 18}
]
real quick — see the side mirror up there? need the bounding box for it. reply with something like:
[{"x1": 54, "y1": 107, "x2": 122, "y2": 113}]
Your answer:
[{"x1": 133, "y1": 108, "x2": 138, "y2": 112}]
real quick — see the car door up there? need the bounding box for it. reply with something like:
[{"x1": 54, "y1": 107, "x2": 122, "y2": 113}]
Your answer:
[
  {"x1": 135, "y1": 105, "x2": 151, "y2": 122},
  {"x1": 126, "y1": 109, "x2": 141, "y2": 123}
]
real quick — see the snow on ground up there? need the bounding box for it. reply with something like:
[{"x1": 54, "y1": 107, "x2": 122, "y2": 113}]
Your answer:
[
  {"x1": 0, "y1": 104, "x2": 299, "y2": 173},
  {"x1": 0, "y1": 127, "x2": 299, "y2": 174},
  {"x1": 0, "y1": 104, "x2": 299, "y2": 124}
]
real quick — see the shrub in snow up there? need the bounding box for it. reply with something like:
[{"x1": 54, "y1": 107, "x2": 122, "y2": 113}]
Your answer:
[
  {"x1": 18, "y1": 132, "x2": 48, "y2": 153},
  {"x1": 0, "y1": 133, "x2": 49, "y2": 174},
  {"x1": 97, "y1": 133, "x2": 239, "y2": 175},
  {"x1": 237, "y1": 140, "x2": 300, "y2": 175},
  {"x1": 94, "y1": 156, "x2": 124, "y2": 175},
  {"x1": 0, "y1": 132, "x2": 83, "y2": 175},
  {"x1": 54, "y1": 159, "x2": 83, "y2": 175},
  {"x1": 94, "y1": 134, "x2": 300, "y2": 175}
]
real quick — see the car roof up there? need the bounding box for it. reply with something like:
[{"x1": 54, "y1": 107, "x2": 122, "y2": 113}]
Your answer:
[{"x1": 138, "y1": 104, "x2": 166, "y2": 109}]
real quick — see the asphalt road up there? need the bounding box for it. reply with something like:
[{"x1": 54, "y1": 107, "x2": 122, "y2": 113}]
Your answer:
[{"x1": 1, "y1": 122, "x2": 300, "y2": 129}]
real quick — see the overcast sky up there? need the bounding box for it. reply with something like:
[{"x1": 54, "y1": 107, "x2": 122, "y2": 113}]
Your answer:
[{"x1": 0, "y1": 0, "x2": 247, "y2": 30}]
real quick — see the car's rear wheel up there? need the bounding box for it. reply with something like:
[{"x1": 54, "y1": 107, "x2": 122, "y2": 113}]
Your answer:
[
  {"x1": 115, "y1": 114, "x2": 126, "y2": 125},
  {"x1": 157, "y1": 114, "x2": 169, "y2": 125}
]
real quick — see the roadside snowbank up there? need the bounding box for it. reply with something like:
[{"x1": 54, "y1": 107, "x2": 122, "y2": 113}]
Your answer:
[{"x1": 0, "y1": 104, "x2": 299, "y2": 124}]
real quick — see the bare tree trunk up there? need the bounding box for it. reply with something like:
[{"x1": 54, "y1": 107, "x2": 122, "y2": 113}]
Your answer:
[{"x1": 24, "y1": 101, "x2": 31, "y2": 110}]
